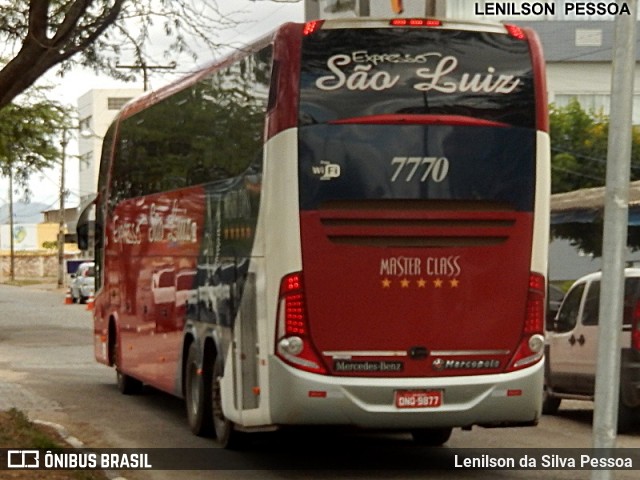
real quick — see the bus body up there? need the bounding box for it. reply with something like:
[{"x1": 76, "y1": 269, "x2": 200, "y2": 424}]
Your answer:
[{"x1": 86, "y1": 18, "x2": 549, "y2": 446}]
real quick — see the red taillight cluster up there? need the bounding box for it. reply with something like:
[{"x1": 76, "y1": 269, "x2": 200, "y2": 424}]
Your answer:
[
  {"x1": 276, "y1": 272, "x2": 327, "y2": 374},
  {"x1": 285, "y1": 292, "x2": 305, "y2": 335},
  {"x1": 282, "y1": 274, "x2": 306, "y2": 335},
  {"x1": 303, "y1": 20, "x2": 324, "y2": 36},
  {"x1": 632, "y1": 300, "x2": 640, "y2": 350},
  {"x1": 505, "y1": 24, "x2": 527, "y2": 40},
  {"x1": 507, "y1": 272, "x2": 546, "y2": 372},
  {"x1": 525, "y1": 273, "x2": 545, "y2": 334}
]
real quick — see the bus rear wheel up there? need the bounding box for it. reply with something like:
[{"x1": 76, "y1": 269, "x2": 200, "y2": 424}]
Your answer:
[
  {"x1": 411, "y1": 428, "x2": 452, "y2": 446},
  {"x1": 211, "y1": 356, "x2": 245, "y2": 449}
]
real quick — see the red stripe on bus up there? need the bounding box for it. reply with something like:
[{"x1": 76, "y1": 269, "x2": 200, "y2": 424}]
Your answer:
[
  {"x1": 266, "y1": 23, "x2": 303, "y2": 140},
  {"x1": 523, "y1": 27, "x2": 549, "y2": 133},
  {"x1": 329, "y1": 114, "x2": 510, "y2": 128}
]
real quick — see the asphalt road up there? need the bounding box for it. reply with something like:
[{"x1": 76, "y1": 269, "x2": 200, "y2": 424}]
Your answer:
[{"x1": 0, "y1": 284, "x2": 639, "y2": 480}]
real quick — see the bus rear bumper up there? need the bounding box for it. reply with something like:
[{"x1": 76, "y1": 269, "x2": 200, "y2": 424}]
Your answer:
[{"x1": 268, "y1": 357, "x2": 543, "y2": 429}]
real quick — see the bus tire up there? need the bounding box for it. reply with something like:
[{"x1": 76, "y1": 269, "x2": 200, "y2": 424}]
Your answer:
[
  {"x1": 542, "y1": 382, "x2": 561, "y2": 415},
  {"x1": 110, "y1": 326, "x2": 143, "y2": 395},
  {"x1": 411, "y1": 428, "x2": 452, "y2": 446},
  {"x1": 211, "y1": 355, "x2": 245, "y2": 449},
  {"x1": 116, "y1": 369, "x2": 143, "y2": 395},
  {"x1": 185, "y1": 343, "x2": 213, "y2": 436},
  {"x1": 617, "y1": 399, "x2": 638, "y2": 434}
]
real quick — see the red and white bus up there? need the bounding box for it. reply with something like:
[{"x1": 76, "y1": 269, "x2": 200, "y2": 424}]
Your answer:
[{"x1": 80, "y1": 17, "x2": 549, "y2": 448}]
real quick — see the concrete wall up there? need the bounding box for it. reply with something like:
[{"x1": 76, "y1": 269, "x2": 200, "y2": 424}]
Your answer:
[
  {"x1": 0, "y1": 253, "x2": 81, "y2": 280},
  {"x1": 0, "y1": 254, "x2": 57, "y2": 279}
]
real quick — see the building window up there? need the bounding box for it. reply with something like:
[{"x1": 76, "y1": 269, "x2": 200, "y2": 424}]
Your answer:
[
  {"x1": 79, "y1": 152, "x2": 93, "y2": 171},
  {"x1": 107, "y1": 97, "x2": 133, "y2": 110},
  {"x1": 575, "y1": 29, "x2": 602, "y2": 47},
  {"x1": 79, "y1": 116, "x2": 92, "y2": 131}
]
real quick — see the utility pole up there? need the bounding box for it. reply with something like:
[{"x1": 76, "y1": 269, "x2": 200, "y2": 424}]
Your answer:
[
  {"x1": 591, "y1": 3, "x2": 637, "y2": 480},
  {"x1": 8, "y1": 162, "x2": 14, "y2": 281},
  {"x1": 305, "y1": 0, "x2": 320, "y2": 20},
  {"x1": 116, "y1": 61, "x2": 177, "y2": 91},
  {"x1": 57, "y1": 127, "x2": 69, "y2": 289},
  {"x1": 360, "y1": 0, "x2": 370, "y2": 16},
  {"x1": 424, "y1": 0, "x2": 446, "y2": 16}
]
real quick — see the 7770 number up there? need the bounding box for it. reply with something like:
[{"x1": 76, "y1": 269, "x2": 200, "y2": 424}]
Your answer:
[{"x1": 390, "y1": 156, "x2": 450, "y2": 183}]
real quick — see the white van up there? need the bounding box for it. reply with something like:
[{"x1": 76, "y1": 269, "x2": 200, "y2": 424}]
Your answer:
[
  {"x1": 69, "y1": 261, "x2": 95, "y2": 304},
  {"x1": 544, "y1": 269, "x2": 640, "y2": 432}
]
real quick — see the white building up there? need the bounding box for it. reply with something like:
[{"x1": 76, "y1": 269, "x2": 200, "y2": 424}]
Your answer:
[
  {"x1": 446, "y1": 0, "x2": 640, "y2": 123},
  {"x1": 77, "y1": 89, "x2": 143, "y2": 207}
]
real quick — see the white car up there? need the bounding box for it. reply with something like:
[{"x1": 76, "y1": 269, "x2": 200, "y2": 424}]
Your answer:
[
  {"x1": 544, "y1": 269, "x2": 640, "y2": 432},
  {"x1": 70, "y1": 262, "x2": 95, "y2": 304}
]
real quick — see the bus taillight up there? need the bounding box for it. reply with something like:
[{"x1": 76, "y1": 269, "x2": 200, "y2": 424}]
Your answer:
[
  {"x1": 303, "y1": 20, "x2": 324, "y2": 36},
  {"x1": 525, "y1": 273, "x2": 545, "y2": 334},
  {"x1": 505, "y1": 24, "x2": 527, "y2": 40},
  {"x1": 390, "y1": 18, "x2": 442, "y2": 27},
  {"x1": 507, "y1": 272, "x2": 545, "y2": 371},
  {"x1": 632, "y1": 300, "x2": 640, "y2": 350},
  {"x1": 276, "y1": 272, "x2": 327, "y2": 374}
]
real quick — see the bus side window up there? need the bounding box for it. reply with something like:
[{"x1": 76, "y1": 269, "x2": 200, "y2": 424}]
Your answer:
[{"x1": 555, "y1": 284, "x2": 585, "y2": 333}]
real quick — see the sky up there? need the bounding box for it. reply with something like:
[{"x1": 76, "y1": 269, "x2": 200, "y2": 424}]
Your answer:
[{"x1": 0, "y1": 0, "x2": 305, "y2": 215}]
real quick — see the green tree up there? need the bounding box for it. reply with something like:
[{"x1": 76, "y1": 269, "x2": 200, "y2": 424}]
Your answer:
[
  {"x1": 550, "y1": 100, "x2": 640, "y2": 257},
  {"x1": 0, "y1": 99, "x2": 70, "y2": 191},
  {"x1": 0, "y1": 1, "x2": 236, "y2": 110},
  {"x1": 550, "y1": 99, "x2": 640, "y2": 193},
  {"x1": 551, "y1": 100, "x2": 605, "y2": 193}
]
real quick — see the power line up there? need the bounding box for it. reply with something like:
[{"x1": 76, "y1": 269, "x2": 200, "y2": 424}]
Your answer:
[
  {"x1": 116, "y1": 61, "x2": 177, "y2": 91},
  {"x1": 551, "y1": 165, "x2": 605, "y2": 183},
  {"x1": 551, "y1": 147, "x2": 640, "y2": 171}
]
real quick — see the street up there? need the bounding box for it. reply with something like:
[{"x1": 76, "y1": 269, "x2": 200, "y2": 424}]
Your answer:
[{"x1": 0, "y1": 283, "x2": 639, "y2": 480}]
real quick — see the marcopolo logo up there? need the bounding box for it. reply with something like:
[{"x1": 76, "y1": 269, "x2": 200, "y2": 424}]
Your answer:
[{"x1": 432, "y1": 358, "x2": 500, "y2": 371}]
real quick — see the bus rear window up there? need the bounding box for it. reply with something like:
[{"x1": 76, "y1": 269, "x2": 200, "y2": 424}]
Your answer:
[
  {"x1": 298, "y1": 124, "x2": 535, "y2": 211},
  {"x1": 299, "y1": 28, "x2": 535, "y2": 129}
]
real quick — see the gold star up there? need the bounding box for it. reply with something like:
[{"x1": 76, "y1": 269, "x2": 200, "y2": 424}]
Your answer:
[
  {"x1": 400, "y1": 278, "x2": 410, "y2": 288},
  {"x1": 417, "y1": 278, "x2": 427, "y2": 288},
  {"x1": 433, "y1": 278, "x2": 443, "y2": 288},
  {"x1": 382, "y1": 278, "x2": 391, "y2": 288},
  {"x1": 450, "y1": 278, "x2": 459, "y2": 288}
]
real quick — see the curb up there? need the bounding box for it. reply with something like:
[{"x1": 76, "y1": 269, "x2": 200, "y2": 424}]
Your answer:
[
  {"x1": 34, "y1": 420, "x2": 127, "y2": 480},
  {"x1": 0, "y1": 282, "x2": 62, "y2": 292}
]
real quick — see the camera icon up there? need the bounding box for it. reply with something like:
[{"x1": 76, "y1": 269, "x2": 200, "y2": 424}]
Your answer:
[{"x1": 7, "y1": 450, "x2": 40, "y2": 468}]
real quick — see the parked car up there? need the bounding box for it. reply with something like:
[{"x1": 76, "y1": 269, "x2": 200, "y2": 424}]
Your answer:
[
  {"x1": 544, "y1": 269, "x2": 640, "y2": 432},
  {"x1": 546, "y1": 283, "x2": 565, "y2": 329},
  {"x1": 70, "y1": 261, "x2": 95, "y2": 304}
]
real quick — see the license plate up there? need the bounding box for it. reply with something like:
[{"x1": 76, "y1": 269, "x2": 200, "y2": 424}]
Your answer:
[{"x1": 395, "y1": 390, "x2": 442, "y2": 409}]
